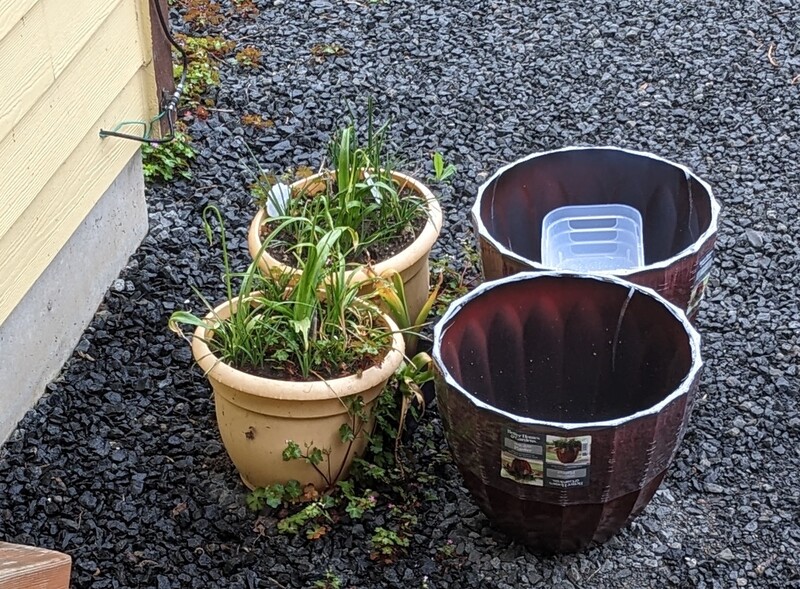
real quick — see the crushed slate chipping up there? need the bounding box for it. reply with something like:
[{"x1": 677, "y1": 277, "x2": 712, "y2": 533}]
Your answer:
[{"x1": 2, "y1": 0, "x2": 799, "y2": 587}]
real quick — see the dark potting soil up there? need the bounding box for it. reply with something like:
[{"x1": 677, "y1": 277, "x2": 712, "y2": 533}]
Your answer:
[
  {"x1": 1, "y1": 1, "x2": 799, "y2": 588},
  {"x1": 237, "y1": 347, "x2": 388, "y2": 382}
]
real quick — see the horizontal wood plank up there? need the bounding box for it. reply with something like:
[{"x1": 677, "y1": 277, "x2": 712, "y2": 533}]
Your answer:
[
  {"x1": 0, "y1": 4, "x2": 55, "y2": 144},
  {"x1": 0, "y1": 0, "x2": 144, "y2": 241},
  {"x1": 0, "y1": 68, "x2": 150, "y2": 323},
  {"x1": 43, "y1": 0, "x2": 124, "y2": 77},
  {"x1": 0, "y1": 0, "x2": 38, "y2": 42},
  {"x1": 0, "y1": 541, "x2": 72, "y2": 589}
]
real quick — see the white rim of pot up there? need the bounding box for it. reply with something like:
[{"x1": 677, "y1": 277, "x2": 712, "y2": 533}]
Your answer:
[
  {"x1": 248, "y1": 170, "x2": 443, "y2": 278},
  {"x1": 432, "y1": 271, "x2": 703, "y2": 430},
  {"x1": 191, "y1": 295, "x2": 405, "y2": 402},
  {"x1": 471, "y1": 146, "x2": 721, "y2": 275}
]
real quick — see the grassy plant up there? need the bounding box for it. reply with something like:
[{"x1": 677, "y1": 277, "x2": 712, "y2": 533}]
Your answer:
[
  {"x1": 251, "y1": 102, "x2": 429, "y2": 264},
  {"x1": 368, "y1": 268, "x2": 442, "y2": 354},
  {"x1": 141, "y1": 129, "x2": 196, "y2": 183},
  {"x1": 168, "y1": 206, "x2": 393, "y2": 380},
  {"x1": 430, "y1": 152, "x2": 457, "y2": 183}
]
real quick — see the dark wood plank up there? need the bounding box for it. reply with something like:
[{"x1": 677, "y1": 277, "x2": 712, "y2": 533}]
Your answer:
[{"x1": 148, "y1": 0, "x2": 176, "y2": 134}]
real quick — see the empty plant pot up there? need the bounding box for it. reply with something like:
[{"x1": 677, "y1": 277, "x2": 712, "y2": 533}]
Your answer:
[
  {"x1": 432, "y1": 272, "x2": 703, "y2": 553},
  {"x1": 472, "y1": 147, "x2": 720, "y2": 318}
]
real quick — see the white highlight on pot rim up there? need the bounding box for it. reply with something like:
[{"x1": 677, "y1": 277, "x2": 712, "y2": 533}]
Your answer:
[
  {"x1": 432, "y1": 271, "x2": 704, "y2": 430},
  {"x1": 471, "y1": 145, "x2": 721, "y2": 275},
  {"x1": 266, "y1": 182, "x2": 291, "y2": 217},
  {"x1": 266, "y1": 172, "x2": 384, "y2": 217}
]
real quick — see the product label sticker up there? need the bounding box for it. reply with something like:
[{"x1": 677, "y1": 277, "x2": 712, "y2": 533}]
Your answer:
[{"x1": 500, "y1": 428, "x2": 591, "y2": 488}]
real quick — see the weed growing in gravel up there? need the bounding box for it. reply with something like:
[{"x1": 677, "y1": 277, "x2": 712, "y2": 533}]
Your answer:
[
  {"x1": 232, "y1": 0, "x2": 259, "y2": 17},
  {"x1": 310, "y1": 42, "x2": 348, "y2": 62},
  {"x1": 430, "y1": 242, "x2": 481, "y2": 316},
  {"x1": 173, "y1": 34, "x2": 234, "y2": 105},
  {"x1": 180, "y1": 0, "x2": 224, "y2": 27},
  {"x1": 370, "y1": 513, "x2": 415, "y2": 563},
  {"x1": 430, "y1": 152, "x2": 457, "y2": 183},
  {"x1": 241, "y1": 113, "x2": 274, "y2": 129},
  {"x1": 141, "y1": 128, "x2": 196, "y2": 183},
  {"x1": 314, "y1": 571, "x2": 343, "y2": 589},
  {"x1": 235, "y1": 46, "x2": 262, "y2": 68}
]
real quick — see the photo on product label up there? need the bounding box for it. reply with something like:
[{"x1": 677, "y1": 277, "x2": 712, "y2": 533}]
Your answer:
[
  {"x1": 500, "y1": 452, "x2": 544, "y2": 486},
  {"x1": 545, "y1": 435, "x2": 591, "y2": 466}
]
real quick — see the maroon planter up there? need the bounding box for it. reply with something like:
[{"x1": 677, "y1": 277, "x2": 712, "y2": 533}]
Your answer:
[
  {"x1": 472, "y1": 147, "x2": 720, "y2": 319},
  {"x1": 432, "y1": 272, "x2": 703, "y2": 553}
]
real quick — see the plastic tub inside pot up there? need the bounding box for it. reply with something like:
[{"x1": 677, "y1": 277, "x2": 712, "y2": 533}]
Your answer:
[
  {"x1": 472, "y1": 147, "x2": 720, "y2": 319},
  {"x1": 432, "y1": 272, "x2": 702, "y2": 553}
]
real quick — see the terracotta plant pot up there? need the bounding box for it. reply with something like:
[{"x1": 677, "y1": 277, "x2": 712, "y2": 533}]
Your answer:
[
  {"x1": 432, "y1": 272, "x2": 703, "y2": 553},
  {"x1": 472, "y1": 147, "x2": 720, "y2": 319},
  {"x1": 191, "y1": 296, "x2": 405, "y2": 490},
  {"x1": 248, "y1": 170, "x2": 442, "y2": 323}
]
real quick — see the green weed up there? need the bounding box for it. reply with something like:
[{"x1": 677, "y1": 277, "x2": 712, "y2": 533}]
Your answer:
[{"x1": 141, "y1": 130, "x2": 196, "y2": 183}]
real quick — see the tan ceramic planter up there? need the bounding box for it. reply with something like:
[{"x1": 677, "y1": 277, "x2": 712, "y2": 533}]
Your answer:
[
  {"x1": 247, "y1": 170, "x2": 442, "y2": 323},
  {"x1": 191, "y1": 296, "x2": 405, "y2": 490}
]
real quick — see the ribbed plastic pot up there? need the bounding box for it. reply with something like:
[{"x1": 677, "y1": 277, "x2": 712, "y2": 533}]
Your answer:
[
  {"x1": 191, "y1": 295, "x2": 405, "y2": 491},
  {"x1": 432, "y1": 272, "x2": 703, "y2": 553},
  {"x1": 248, "y1": 170, "x2": 442, "y2": 324},
  {"x1": 472, "y1": 147, "x2": 720, "y2": 318}
]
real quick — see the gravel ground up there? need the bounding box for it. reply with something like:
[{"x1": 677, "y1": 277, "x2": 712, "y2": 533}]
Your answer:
[{"x1": 2, "y1": 0, "x2": 799, "y2": 587}]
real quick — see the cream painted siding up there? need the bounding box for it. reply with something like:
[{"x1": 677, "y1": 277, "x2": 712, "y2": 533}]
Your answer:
[{"x1": 0, "y1": 0, "x2": 157, "y2": 323}]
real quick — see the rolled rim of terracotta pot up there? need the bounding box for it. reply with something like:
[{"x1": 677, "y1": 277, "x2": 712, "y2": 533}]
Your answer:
[
  {"x1": 247, "y1": 170, "x2": 443, "y2": 280},
  {"x1": 191, "y1": 294, "x2": 405, "y2": 402},
  {"x1": 432, "y1": 271, "x2": 703, "y2": 430},
  {"x1": 471, "y1": 146, "x2": 720, "y2": 275}
]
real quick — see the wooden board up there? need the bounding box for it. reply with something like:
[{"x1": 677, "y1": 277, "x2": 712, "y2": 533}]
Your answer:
[
  {"x1": 0, "y1": 3, "x2": 54, "y2": 144},
  {"x1": 0, "y1": 67, "x2": 149, "y2": 323},
  {"x1": 43, "y1": 0, "x2": 124, "y2": 77},
  {"x1": 145, "y1": 0, "x2": 176, "y2": 133},
  {"x1": 0, "y1": 0, "x2": 144, "y2": 240},
  {"x1": 0, "y1": 0, "x2": 38, "y2": 42},
  {"x1": 0, "y1": 542, "x2": 71, "y2": 589}
]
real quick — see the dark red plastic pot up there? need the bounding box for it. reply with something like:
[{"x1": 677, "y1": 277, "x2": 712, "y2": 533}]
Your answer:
[
  {"x1": 472, "y1": 147, "x2": 720, "y2": 319},
  {"x1": 432, "y1": 272, "x2": 703, "y2": 553}
]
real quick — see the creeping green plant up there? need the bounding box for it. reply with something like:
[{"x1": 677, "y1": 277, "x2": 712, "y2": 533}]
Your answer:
[{"x1": 141, "y1": 130, "x2": 196, "y2": 183}]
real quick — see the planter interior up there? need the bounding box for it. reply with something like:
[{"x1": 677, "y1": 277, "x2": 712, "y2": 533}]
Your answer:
[
  {"x1": 438, "y1": 275, "x2": 694, "y2": 424},
  {"x1": 433, "y1": 272, "x2": 702, "y2": 552},
  {"x1": 474, "y1": 147, "x2": 715, "y2": 267}
]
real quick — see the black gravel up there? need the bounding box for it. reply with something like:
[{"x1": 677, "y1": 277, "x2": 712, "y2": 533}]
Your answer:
[{"x1": 2, "y1": 1, "x2": 799, "y2": 587}]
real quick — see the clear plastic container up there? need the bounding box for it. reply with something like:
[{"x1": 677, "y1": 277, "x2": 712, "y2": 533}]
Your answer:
[{"x1": 541, "y1": 204, "x2": 644, "y2": 272}]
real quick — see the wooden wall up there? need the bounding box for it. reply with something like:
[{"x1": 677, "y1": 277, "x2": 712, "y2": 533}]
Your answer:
[{"x1": 0, "y1": 0, "x2": 158, "y2": 324}]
